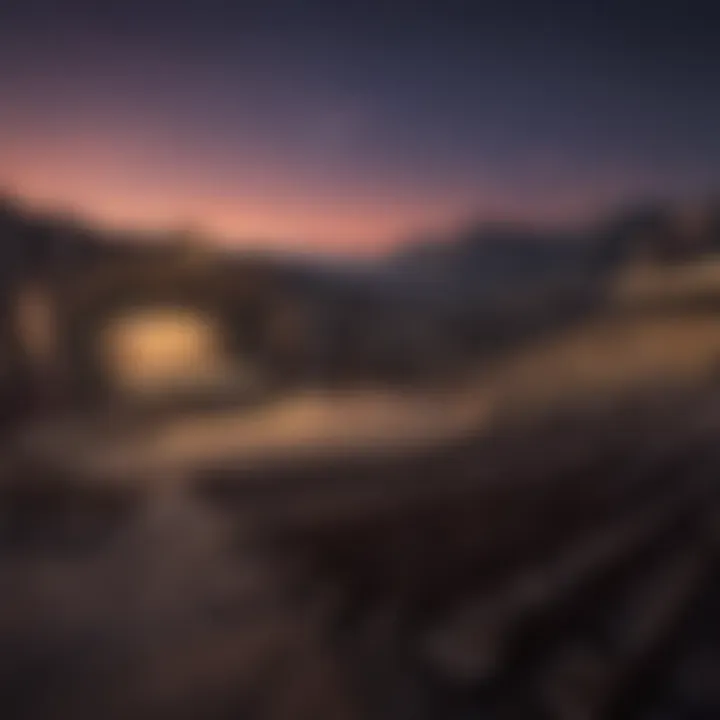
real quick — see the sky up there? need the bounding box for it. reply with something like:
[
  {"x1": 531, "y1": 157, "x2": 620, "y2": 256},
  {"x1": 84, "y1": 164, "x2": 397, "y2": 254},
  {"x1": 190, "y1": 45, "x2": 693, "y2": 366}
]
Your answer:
[{"x1": 1, "y1": 0, "x2": 719, "y2": 254}]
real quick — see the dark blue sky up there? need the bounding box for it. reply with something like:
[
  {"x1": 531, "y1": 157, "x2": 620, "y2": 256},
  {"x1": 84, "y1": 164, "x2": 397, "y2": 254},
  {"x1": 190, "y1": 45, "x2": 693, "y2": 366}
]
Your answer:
[{"x1": 1, "y1": 0, "x2": 719, "y2": 252}]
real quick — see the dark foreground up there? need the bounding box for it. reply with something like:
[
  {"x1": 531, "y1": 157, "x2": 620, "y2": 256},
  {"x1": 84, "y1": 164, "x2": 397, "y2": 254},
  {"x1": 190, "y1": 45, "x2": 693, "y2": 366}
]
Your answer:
[{"x1": 1, "y1": 386, "x2": 720, "y2": 720}]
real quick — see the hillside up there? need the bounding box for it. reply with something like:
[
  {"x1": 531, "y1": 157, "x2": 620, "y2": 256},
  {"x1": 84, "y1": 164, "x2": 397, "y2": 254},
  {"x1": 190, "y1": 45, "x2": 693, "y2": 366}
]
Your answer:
[{"x1": 4, "y1": 194, "x2": 720, "y2": 719}]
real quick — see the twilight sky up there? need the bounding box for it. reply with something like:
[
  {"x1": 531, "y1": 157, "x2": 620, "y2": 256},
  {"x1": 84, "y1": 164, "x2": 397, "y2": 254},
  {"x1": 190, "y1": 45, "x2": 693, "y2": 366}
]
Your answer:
[{"x1": 1, "y1": 0, "x2": 719, "y2": 254}]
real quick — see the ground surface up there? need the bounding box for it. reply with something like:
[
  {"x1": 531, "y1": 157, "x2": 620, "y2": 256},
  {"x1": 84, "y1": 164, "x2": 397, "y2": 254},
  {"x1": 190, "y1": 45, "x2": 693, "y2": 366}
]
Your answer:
[{"x1": 2, "y1": 381, "x2": 720, "y2": 720}]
